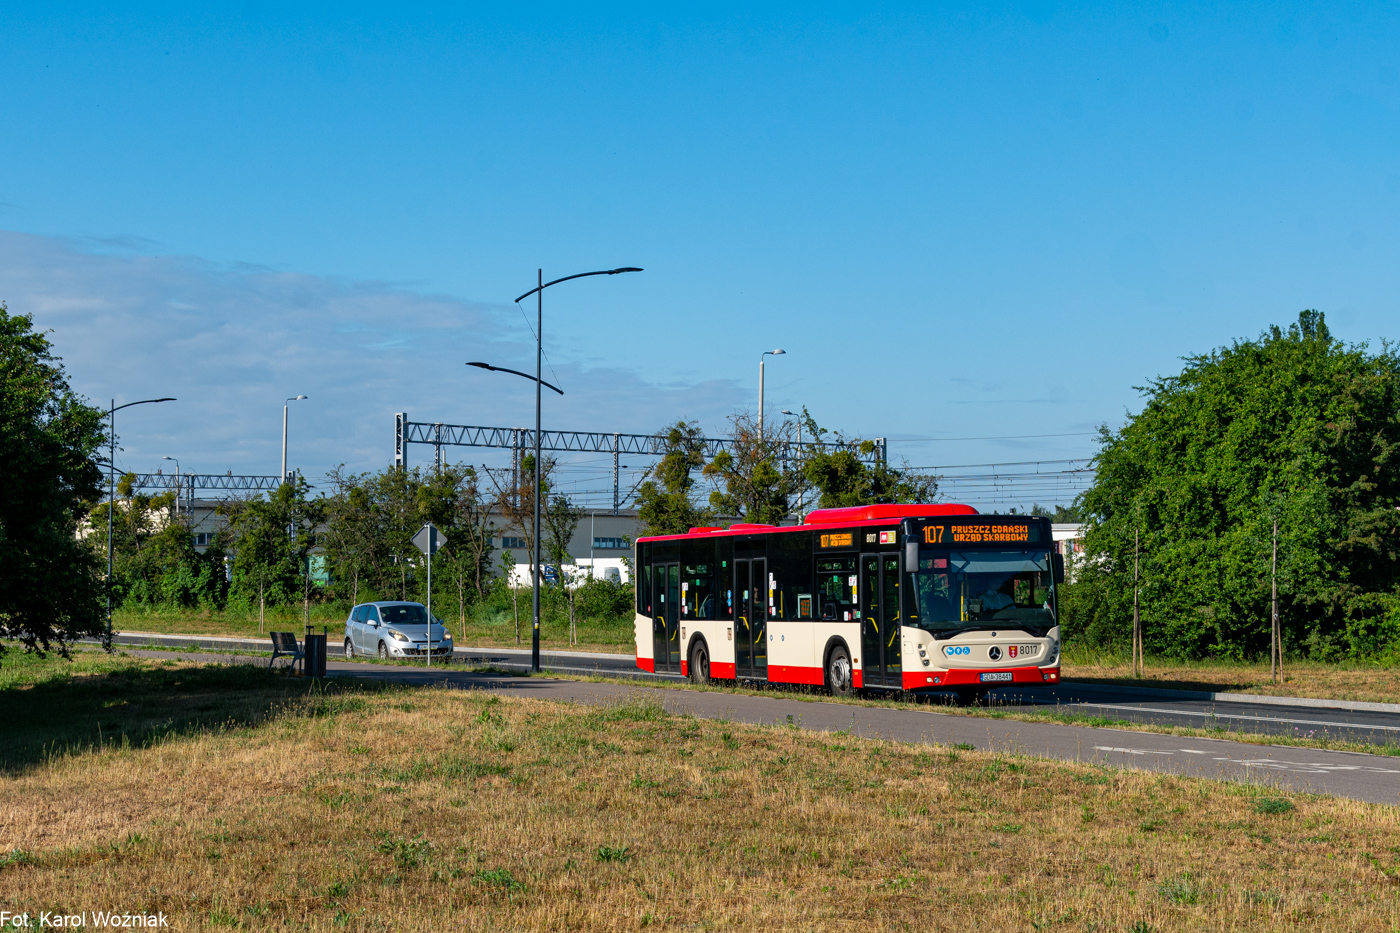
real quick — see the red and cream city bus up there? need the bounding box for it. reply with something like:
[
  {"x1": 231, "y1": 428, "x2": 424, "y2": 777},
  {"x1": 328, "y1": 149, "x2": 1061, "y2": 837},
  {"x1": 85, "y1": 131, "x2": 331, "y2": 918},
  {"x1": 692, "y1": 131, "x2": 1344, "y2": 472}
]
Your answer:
[{"x1": 634, "y1": 504, "x2": 1063, "y2": 702}]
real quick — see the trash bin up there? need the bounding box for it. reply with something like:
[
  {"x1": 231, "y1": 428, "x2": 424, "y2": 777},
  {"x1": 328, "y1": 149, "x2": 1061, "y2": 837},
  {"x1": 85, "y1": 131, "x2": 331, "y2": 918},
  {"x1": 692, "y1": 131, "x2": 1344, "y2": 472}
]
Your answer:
[{"x1": 303, "y1": 628, "x2": 327, "y2": 678}]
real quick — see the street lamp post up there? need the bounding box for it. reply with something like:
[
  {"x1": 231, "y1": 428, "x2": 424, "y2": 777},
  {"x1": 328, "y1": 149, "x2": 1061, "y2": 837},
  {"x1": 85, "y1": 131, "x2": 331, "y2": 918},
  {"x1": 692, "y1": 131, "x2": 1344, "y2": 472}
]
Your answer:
[
  {"x1": 282, "y1": 395, "x2": 308, "y2": 481},
  {"x1": 758, "y1": 349, "x2": 786, "y2": 439},
  {"x1": 106, "y1": 397, "x2": 176, "y2": 648},
  {"x1": 781, "y1": 409, "x2": 805, "y2": 520},
  {"x1": 468, "y1": 265, "x2": 641, "y2": 674},
  {"x1": 161, "y1": 456, "x2": 181, "y2": 516}
]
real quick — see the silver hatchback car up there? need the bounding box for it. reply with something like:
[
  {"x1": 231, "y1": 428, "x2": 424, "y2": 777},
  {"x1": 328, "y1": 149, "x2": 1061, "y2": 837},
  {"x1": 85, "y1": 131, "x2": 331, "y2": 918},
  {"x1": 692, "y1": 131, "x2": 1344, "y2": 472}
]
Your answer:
[{"x1": 343, "y1": 601, "x2": 453, "y2": 660}]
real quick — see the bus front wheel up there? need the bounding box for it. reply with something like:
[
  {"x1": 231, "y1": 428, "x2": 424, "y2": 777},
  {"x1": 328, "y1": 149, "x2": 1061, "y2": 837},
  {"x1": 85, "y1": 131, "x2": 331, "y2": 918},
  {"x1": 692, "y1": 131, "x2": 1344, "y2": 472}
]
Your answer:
[
  {"x1": 826, "y1": 645, "x2": 854, "y2": 698},
  {"x1": 689, "y1": 640, "x2": 711, "y2": 685}
]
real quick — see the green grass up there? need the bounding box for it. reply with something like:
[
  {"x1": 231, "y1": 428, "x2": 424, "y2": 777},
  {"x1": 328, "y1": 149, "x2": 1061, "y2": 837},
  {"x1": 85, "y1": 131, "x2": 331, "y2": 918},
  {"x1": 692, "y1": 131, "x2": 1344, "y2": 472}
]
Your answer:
[
  {"x1": 0, "y1": 649, "x2": 336, "y2": 772},
  {"x1": 1061, "y1": 643, "x2": 1400, "y2": 704},
  {"x1": 6, "y1": 657, "x2": 1400, "y2": 931}
]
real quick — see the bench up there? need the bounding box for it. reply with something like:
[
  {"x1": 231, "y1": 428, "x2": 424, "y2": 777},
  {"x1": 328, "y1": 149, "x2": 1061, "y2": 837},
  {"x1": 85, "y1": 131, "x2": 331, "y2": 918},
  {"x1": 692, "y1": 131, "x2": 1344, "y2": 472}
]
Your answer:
[{"x1": 269, "y1": 631, "x2": 303, "y2": 673}]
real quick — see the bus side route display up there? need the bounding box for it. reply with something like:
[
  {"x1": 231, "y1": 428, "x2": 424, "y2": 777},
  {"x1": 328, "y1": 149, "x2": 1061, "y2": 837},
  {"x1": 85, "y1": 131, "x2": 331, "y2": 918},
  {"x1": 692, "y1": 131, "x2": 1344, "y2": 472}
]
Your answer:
[
  {"x1": 818, "y1": 532, "x2": 856, "y2": 549},
  {"x1": 922, "y1": 523, "x2": 1043, "y2": 545}
]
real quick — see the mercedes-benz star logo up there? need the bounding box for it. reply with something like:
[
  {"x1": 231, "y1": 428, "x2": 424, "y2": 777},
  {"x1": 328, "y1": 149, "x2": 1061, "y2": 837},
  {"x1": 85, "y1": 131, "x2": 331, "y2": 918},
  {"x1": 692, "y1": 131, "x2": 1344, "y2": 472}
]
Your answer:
[{"x1": 988, "y1": 646, "x2": 1002, "y2": 661}]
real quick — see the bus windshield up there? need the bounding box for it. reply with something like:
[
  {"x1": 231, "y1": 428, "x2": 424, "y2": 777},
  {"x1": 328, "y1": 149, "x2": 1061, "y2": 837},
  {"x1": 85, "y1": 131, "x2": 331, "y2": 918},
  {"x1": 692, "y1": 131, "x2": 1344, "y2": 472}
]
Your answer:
[{"x1": 908, "y1": 550, "x2": 1054, "y2": 634}]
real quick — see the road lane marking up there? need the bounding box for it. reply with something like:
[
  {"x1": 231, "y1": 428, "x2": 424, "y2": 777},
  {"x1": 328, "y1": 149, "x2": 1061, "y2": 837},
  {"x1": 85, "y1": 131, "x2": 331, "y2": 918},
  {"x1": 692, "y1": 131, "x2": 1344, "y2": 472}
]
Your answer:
[
  {"x1": 1069, "y1": 702, "x2": 1400, "y2": 733},
  {"x1": 1094, "y1": 746, "x2": 1400, "y2": 776}
]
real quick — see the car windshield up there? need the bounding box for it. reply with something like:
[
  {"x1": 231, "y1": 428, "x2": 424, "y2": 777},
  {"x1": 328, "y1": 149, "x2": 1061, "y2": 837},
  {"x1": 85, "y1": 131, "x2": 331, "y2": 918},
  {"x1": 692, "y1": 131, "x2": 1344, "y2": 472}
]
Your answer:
[
  {"x1": 907, "y1": 550, "x2": 1054, "y2": 633},
  {"x1": 380, "y1": 604, "x2": 428, "y2": 626}
]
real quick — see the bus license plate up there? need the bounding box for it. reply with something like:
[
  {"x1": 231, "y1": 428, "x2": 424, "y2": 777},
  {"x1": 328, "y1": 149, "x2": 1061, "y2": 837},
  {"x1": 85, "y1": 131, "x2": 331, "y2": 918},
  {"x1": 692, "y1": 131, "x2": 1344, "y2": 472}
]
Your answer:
[{"x1": 979, "y1": 672, "x2": 1013, "y2": 683}]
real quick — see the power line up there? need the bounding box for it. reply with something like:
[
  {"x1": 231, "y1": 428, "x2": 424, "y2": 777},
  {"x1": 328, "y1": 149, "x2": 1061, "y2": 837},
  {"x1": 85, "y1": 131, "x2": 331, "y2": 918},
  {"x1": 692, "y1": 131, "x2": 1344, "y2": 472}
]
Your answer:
[
  {"x1": 896, "y1": 432, "x2": 1099, "y2": 443},
  {"x1": 913, "y1": 457, "x2": 1094, "y2": 470}
]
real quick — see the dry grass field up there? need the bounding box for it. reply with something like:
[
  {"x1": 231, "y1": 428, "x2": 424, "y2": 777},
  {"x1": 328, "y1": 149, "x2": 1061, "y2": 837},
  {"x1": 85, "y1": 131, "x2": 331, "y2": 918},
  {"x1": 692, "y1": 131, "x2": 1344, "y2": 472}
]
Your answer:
[
  {"x1": 1064, "y1": 649, "x2": 1400, "y2": 705},
  {"x1": 4, "y1": 654, "x2": 1400, "y2": 931}
]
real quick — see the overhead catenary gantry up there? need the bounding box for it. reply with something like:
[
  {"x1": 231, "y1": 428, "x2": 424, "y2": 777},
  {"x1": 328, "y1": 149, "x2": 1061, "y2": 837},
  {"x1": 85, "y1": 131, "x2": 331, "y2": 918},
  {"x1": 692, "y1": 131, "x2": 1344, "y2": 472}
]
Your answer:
[
  {"x1": 119, "y1": 472, "x2": 287, "y2": 511},
  {"x1": 393, "y1": 414, "x2": 886, "y2": 515}
]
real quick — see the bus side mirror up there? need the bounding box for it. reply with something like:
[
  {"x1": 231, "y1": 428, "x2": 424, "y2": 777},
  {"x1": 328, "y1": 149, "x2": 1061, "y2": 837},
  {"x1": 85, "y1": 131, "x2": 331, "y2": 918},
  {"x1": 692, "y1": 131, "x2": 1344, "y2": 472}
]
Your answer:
[
  {"x1": 905, "y1": 539, "x2": 919, "y2": 572},
  {"x1": 1053, "y1": 553, "x2": 1065, "y2": 585}
]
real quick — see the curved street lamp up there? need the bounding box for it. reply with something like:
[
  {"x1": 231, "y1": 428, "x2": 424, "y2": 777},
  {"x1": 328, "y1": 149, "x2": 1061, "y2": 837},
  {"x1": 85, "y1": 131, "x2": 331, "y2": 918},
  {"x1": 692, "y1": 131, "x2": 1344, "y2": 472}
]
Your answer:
[
  {"x1": 466, "y1": 362, "x2": 563, "y2": 396},
  {"x1": 758, "y1": 348, "x2": 786, "y2": 439},
  {"x1": 282, "y1": 395, "x2": 309, "y2": 481},
  {"x1": 780, "y1": 409, "x2": 805, "y2": 520},
  {"x1": 161, "y1": 456, "x2": 181, "y2": 516},
  {"x1": 467, "y1": 266, "x2": 642, "y2": 673},
  {"x1": 105, "y1": 396, "x2": 176, "y2": 647}
]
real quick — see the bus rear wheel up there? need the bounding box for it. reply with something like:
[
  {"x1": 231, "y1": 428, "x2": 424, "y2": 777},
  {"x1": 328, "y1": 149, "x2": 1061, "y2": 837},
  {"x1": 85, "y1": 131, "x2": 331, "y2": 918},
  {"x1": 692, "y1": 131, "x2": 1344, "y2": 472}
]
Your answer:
[
  {"x1": 689, "y1": 640, "x2": 711, "y2": 685},
  {"x1": 826, "y1": 645, "x2": 854, "y2": 698}
]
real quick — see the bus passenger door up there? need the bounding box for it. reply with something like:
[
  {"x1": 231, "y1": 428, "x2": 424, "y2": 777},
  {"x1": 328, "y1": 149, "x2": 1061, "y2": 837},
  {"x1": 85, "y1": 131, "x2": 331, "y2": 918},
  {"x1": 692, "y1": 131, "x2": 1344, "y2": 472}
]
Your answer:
[
  {"x1": 667, "y1": 563, "x2": 681, "y2": 671},
  {"x1": 653, "y1": 562, "x2": 680, "y2": 674},
  {"x1": 750, "y1": 558, "x2": 767, "y2": 678},
  {"x1": 881, "y1": 554, "x2": 902, "y2": 686},
  {"x1": 860, "y1": 554, "x2": 902, "y2": 689},
  {"x1": 734, "y1": 560, "x2": 752, "y2": 677},
  {"x1": 860, "y1": 555, "x2": 882, "y2": 687}
]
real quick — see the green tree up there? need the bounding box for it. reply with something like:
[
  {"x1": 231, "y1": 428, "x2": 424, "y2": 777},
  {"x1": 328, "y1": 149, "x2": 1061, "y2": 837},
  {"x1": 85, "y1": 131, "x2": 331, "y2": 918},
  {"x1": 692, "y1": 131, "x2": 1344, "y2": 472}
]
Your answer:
[
  {"x1": 86, "y1": 473, "x2": 227, "y2": 611},
  {"x1": 224, "y1": 477, "x2": 326, "y2": 629},
  {"x1": 0, "y1": 306, "x2": 107, "y2": 653},
  {"x1": 541, "y1": 491, "x2": 583, "y2": 643},
  {"x1": 798, "y1": 410, "x2": 938, "y2": 508},
  {"x1": 1073, "y1": 311, "x2": 1400, "y2": 660},
  {"x1": 635, "y1": 420, "x2": 711, "y2": 536},
  {"x1": 703, "y1": 412, "x2": 802, "y2": 524},
  {"x1": 1031, "y1": 503, "x2": 1085, "y2": 523},
  {"x1": 486, "y1": 454, "x2": 558, "y2": 575},
  {"x1": 322, "y1": 466, "x2": 378, "y2": 605}
]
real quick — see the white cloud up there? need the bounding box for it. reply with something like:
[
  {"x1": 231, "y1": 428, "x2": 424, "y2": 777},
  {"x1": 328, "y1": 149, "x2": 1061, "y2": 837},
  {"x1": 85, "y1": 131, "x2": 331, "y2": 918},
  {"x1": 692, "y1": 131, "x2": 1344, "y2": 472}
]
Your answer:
[{"x1": 0, "y1": 231, "x2": 746, "y2": 488}]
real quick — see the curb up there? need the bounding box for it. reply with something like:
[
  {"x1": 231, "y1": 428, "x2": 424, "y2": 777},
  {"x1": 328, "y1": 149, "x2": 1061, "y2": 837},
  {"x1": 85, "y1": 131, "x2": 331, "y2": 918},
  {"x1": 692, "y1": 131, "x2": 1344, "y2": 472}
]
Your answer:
[{"x1": 90, "y1": 632, "x2": 638, "y2": 664}]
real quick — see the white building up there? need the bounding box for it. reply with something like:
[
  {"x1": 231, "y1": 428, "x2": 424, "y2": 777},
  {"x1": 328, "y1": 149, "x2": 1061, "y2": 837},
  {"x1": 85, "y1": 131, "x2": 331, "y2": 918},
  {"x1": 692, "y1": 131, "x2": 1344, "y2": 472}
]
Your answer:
[{"x1": 1052, "y1": 523, "x2": 1086, "y2": 581}]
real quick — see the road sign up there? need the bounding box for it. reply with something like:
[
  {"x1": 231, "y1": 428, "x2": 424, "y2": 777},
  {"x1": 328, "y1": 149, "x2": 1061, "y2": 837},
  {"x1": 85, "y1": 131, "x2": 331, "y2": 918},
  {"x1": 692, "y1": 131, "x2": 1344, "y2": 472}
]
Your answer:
[{"x1": 411, "y1": 523, "x2": 447, "y2": 557}]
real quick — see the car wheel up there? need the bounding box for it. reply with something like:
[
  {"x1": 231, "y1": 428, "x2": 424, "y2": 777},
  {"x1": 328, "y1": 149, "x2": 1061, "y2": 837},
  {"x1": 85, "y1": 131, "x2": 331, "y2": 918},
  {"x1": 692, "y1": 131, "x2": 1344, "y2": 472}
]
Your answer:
[
  {"x1": 825, "y1": 644, "x2": 854, "y2": 697},
  {"x1": 344, "y1": 637, "x2": 354, "y2": 659},
  {"x1": 378, "y1": 641, "x2": 388, "y2": 660},
  {"x1": 689, "y1": 640, "x2": 711, "y2": 685}
]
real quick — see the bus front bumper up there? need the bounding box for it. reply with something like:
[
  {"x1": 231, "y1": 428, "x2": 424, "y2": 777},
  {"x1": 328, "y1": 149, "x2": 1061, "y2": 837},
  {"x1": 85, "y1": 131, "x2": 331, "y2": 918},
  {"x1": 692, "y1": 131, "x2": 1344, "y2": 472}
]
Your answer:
[{"x1": 904, "y1": 666, "x2": 1060, "y2": 690}]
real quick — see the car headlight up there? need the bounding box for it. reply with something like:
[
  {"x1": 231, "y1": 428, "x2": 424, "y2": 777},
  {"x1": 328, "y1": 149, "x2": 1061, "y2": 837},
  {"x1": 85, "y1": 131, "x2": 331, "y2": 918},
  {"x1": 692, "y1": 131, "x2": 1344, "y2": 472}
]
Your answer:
[
  {"x1": 441, "y1": 631, "x2": 452, "y2": 640},
  {"x1": 388, "y1": 629, "x2": 409, "y2": 642}
]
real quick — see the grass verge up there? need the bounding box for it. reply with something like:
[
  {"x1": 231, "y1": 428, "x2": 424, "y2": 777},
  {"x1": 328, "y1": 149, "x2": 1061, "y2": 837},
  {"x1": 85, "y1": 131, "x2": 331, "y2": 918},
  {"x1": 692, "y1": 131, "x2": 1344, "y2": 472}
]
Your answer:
[
  {"x1": 1063, "y1": 646, "x2": 1400, "y2": 705},
  {"x1": 2, "y1": 655, "x2": 1399, "y2": 930}
]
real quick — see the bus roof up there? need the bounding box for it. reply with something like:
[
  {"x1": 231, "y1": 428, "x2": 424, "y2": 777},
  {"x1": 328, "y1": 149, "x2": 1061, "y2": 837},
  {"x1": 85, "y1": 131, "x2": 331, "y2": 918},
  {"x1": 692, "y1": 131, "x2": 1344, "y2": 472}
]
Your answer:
[{"x1": 636, "y1": 503, "x2": 981, "y2": 543}]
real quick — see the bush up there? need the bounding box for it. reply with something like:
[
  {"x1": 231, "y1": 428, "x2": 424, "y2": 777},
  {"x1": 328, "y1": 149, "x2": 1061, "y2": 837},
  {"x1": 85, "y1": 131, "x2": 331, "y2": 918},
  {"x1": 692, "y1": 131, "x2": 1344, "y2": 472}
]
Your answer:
[{"x1": 573, "y1": 575, "x2": 634, "y2": 623}]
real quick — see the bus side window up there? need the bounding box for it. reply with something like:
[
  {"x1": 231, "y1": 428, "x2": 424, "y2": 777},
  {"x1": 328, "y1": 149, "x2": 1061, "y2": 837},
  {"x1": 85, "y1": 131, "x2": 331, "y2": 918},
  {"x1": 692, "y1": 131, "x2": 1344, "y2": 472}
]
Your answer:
[
  {"x1": 684, "y1": 562, "x2": 714, "y2": 620},
  {"x1": 816, "y1": 556, "x2": 857, "y2": 621},
  {"x1": 641, "y1": 563, "x2": 652, "y2": 615}
]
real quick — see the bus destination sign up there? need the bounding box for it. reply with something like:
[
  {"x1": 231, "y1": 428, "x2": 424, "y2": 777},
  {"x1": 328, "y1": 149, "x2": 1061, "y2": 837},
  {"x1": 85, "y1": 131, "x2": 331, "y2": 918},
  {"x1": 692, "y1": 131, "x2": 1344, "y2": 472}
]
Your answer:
[{"x1": 923, "y1": 524, "x2": 1041, "y2": 545}]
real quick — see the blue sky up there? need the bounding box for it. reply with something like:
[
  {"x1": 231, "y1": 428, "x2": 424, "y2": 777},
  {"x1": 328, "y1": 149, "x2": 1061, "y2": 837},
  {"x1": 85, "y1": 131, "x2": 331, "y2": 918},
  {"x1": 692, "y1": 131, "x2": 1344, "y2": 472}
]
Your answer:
[{"x1": 3, "y1": 3, "x2": 1397, "y2": 509}]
